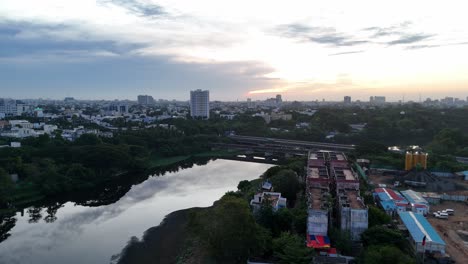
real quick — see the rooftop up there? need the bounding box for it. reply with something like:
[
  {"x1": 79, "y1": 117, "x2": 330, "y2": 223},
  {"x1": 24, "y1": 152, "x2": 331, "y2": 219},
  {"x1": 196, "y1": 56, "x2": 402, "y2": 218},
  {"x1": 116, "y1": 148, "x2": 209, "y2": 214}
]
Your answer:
[
  {"x1": 401, "y1": 189, "x2": 429, "y2": 205},
  {"x1": 329, "y1": 152, "x2": 347, "y2": 162},
  {"x1": 308, "y1": 166, "x2": 329, "y2": 180},
  {"x1": 332, "y1": 166, "x2": 357, "y2": 181},
  {"x1": 308, "y1": 151, "x2": 327, "y2": 166},
  {"x1": 308, "y1": 187, "x2": 330, "y2": 210},
  {"x1": 339, "y1": 190, "x2": 366, "y2": 209},
  {"x1": 374, "y1": 188, "x2": 406, "y2": 201},
  {"x1": 398, "y1": 211, "x2": 445, "y2": 245}
]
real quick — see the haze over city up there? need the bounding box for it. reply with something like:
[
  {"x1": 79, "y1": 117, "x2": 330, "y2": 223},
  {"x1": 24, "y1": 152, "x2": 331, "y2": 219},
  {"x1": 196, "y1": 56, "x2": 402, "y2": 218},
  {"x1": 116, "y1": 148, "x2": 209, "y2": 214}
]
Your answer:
[{"x1": 1, "y1": 0, "x2": 468, "y2": 101}]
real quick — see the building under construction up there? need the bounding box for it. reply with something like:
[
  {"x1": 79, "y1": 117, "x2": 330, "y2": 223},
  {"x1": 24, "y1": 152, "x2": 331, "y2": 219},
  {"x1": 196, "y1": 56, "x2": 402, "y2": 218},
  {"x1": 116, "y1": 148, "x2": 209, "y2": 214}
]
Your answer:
[{"x1": 306, "y1": 151, "x2": 368, "y2": 246}]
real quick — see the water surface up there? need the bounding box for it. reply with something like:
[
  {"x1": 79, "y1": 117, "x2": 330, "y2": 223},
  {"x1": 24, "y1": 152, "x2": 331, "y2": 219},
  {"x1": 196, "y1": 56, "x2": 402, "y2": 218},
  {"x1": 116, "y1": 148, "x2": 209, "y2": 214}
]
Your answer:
[{"x1": 0, "y1": 159, "x2": 272, "y2": 264}]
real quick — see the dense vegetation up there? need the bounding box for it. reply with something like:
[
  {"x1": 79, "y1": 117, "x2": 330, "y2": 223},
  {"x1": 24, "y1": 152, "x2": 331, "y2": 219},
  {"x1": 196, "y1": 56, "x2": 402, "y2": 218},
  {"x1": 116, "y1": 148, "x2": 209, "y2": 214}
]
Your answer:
[
  {"x1": 181, "y1": 160, "x2": 312, "y2": 263},
  {"x1": 0, "y1": 128, "x2": 216, "y2": 208}
]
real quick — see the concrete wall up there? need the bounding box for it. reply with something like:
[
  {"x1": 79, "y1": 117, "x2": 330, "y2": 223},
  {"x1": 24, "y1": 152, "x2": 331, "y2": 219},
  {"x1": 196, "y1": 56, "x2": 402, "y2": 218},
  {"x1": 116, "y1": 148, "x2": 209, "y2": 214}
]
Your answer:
[
  {"x1": 340, "y1": 208, "x2": 368, "y2": 240},
  {"x1": 308, "y1": 209, "x2": 328, "y2": 236}
]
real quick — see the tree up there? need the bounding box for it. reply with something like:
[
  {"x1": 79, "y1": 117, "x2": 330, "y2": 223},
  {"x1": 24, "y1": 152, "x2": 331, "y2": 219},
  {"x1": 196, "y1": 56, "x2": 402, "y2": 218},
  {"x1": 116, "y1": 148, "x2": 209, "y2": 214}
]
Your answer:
[
  {"x1": 355, "y1": 141, "x2": 387, "y2": 156},
  {"x1": 74, "y1": 134, "x2": 102, "y2": 146},
  {"x1": 361, "y1": 226, "x2": 407, "y2": 252},
  {"x1": 270, "y1": 169, "x2": 300, "y2": 202},
  {"x1": 272, "y1": 232, "x2": 314, "y2": 264},
  {"x1": 361, "y1": 245, "x2": 414, "y2": 264},
  {"x1": 329, "y1": 228, "x2": 353, "y2": 255},
  {"x1": 198, "y1": 195, "x2": 264, "y2": 262},
  {"x1": 0, "y1": 168, "x2": 14, "y2": 205},
  {"x1": 368, "y1": 206, "x2": 391, "y2": 227},
  {"x1": 237, "y1": 180, "x2": 251, "y2": 192}
]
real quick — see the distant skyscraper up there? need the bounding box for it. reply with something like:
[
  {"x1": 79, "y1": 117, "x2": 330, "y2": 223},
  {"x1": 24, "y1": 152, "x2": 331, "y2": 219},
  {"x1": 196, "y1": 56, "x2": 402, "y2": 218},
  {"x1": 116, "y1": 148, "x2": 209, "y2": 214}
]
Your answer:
[
  {"x1": 276, "y1": 94, "x2": 283, "y2": 105},
  {"x1": 370, "y1": 96, "x2": 386, "y2": 104},
  {"x1": 137, "y1": 95, "x2": 154, "y2": 105},
  {"x1": 0, "y1": 98, "x2": 30, "y2": 117},
  {"x1": 441, "y1": 97, "x2": 454, "y2": 105},
  {"x1": 190, "y1": 89, "x2": 210, "y2": 119},
  {"x1": 344, "y1": 96, "x2": 351, "y2": 104},
  {"x1": 247, "y1": 98, "x2": 254, "y2": 108}
]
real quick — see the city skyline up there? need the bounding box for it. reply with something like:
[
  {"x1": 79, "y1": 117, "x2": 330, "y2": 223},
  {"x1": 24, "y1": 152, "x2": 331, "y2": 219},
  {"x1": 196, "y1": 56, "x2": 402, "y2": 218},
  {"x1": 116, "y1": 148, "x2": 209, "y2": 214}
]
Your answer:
[{"x1": 1, "y1": 1, "x2": 468, "y2": 101}]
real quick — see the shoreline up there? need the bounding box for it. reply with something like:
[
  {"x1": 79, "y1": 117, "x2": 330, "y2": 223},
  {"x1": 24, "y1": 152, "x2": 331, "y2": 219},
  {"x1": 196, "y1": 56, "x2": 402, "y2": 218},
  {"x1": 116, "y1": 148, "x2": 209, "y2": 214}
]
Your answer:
[{"x1": 115, "y1": 207, "x2": 208, "y2": 264}]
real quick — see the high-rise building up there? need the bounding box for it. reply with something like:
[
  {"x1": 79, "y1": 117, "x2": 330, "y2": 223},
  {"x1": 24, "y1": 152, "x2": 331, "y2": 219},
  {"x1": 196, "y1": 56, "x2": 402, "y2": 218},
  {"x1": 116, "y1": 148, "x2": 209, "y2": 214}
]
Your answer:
[
  {"x1": 190, "y1": 89, "x2": 210, "y2": 119},
  {"x1": 137, "y1": 95, "x2": 154, "y2": 105},
  {"x1": 0, "y1": 99, "x2": 30, "y2": 117},
  {"x1": 344, "y1": 96, "x2": 351, "y2": 104},
  {"x1": 276, "y1": 94, "x2": 283, "y2": 105},
  {"x1": 370, "y1": 96, "x2": 386, "y2": 104},
  {"x1": 441, "y1": 97, "x2": 454, "y2": 105}
]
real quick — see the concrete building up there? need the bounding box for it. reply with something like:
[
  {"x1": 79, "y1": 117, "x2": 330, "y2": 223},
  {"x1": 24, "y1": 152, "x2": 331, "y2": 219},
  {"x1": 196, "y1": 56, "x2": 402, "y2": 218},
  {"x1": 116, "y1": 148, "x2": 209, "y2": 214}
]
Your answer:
[
  {"x1": 9, "y1": 120, "x2": 34, "y2": 129},
  {"x1": 398, "y1": 211, "x2": 446, "y2": 254},
  {"x1": 331, "y1": 163, "x2": 360, "y2": 191},
  {"x1": 276, "y1": 94, "x2": 283, "y2": 105},
  {"x1": 307, "y1": 187, "x2": 331, "y2": 237},
  {"x1": 370, "y1": 96, "x2": 386, "y2": 104},
  {"x1": 400, "y1": 189, "x2": 430, "y2": 215},
  {"x1": 307, "y1": 151, "x2": 329, "y2": 187},
  {"x1": 1, "y1": 127, "x2": 37, "y2": 138},
  {"x1": 10, "y1": 142, "x2": 21, "y2": 148},
  {"x1": 307, "y1": 151, "x2": 368, "y2": 243},
  {"x1": 374, "y1": 188, "x2": 409, "y2": 216},
  {"x1": 0, "y1": 99, "x2": 30, "y2": 117},
  {"x1": 270, "y1": 112, "x2": 292, "y2": 122},
  {"x1": 190, "y1": 89, "x2": 210, "y2": 119},
  {"x1": 137, "y1": 95, "x2": 155, "y2": 105},
  {"x1": 338, "y1": 190, "x2": 368, "y2": 240},
  {"x1": 108, "y1": 104, "x2": 129, "y2": 115},
  {"x1": 250, "y1": 192, "x2": 287, "y2": 212},
  {"x1": 344, "y1": 96, "x2": 351, "y2": 104}
]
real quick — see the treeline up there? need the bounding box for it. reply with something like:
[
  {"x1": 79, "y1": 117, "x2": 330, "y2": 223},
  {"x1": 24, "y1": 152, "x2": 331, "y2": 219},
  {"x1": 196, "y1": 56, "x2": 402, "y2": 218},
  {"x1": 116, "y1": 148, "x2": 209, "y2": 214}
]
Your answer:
[{"x1": 0, "y1": 128, "x2": 215, "y2": 207}]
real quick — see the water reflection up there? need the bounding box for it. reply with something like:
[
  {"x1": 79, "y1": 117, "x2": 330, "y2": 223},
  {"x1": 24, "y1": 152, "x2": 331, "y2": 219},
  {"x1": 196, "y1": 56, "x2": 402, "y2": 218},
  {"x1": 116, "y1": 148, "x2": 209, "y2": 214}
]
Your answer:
[{"x1": 0, "y1": 159, "x2": 272, "y2": 264}]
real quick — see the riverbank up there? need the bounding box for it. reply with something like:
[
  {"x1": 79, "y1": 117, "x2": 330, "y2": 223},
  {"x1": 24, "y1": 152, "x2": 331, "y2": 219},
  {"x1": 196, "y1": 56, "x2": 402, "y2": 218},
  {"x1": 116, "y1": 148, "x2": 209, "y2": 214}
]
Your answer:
[
  {"x1": 1, "y1": 150, "x2": 240, "y2": 215},
  {"x1": 146, "y1": 149, "x2": 240, "y2": 168},
  {"x1": 116, "y1": 208, "x2": 205, "y2": 264}
]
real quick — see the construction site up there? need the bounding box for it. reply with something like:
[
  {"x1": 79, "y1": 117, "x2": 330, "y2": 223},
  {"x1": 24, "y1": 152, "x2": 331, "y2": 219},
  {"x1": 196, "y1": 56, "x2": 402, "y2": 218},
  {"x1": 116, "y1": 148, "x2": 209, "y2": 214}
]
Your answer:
[
  {"x1": 427, "y1": 201, "x2": 468, "y2": 264},
  {"x1": 367, "y1": 149, "x2": 468, "y2": 263}
]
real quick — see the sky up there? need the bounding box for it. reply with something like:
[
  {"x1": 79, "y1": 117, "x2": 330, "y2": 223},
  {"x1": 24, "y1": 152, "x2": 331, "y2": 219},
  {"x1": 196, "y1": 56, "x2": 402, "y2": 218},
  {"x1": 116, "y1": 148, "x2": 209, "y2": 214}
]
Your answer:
[{"x1": 1, "y1": 0, "x2": 468, "y2": 101}]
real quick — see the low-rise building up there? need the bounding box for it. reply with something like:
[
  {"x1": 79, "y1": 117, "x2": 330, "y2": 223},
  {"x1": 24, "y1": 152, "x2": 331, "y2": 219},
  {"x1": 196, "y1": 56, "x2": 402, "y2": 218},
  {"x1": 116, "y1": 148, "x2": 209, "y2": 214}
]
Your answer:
[
  {"x1": 338, "y1": 190, "x2": 368, "y2": 240},
  {"x1": 250, "y1": 192, "x2": 287, "y2": 212},
  {"x1": 10, "y1": 142, "x2": 21, "y2": 148},
  {"x1": 307, "y1": 187, "x2": 331, "y2": 248},
  {"x1": 9, "y1": 120, "x2": 33, "y2": 129},
  {"x1": 374, "y1": 188, "x2": 409, "y2": 216},
  {"x1": 398, "y1": 211, "x2": 446, "y2": 254},
  {"x1": 1, "y1": 127, "x2": 37, "y2": 138},
  {"x1": 332, "y1": 164, "x2": 360, "y2": 191},
  {"x1": 400, "y1": 189, "x2": 430, "y2": 215}
]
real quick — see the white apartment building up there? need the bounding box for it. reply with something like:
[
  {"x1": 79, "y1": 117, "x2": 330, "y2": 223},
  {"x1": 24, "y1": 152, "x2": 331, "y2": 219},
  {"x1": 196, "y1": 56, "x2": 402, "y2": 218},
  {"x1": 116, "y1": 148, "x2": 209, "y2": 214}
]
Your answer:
[{"x1": 190, "y1": 89, "x2": 210, "y2": 119}]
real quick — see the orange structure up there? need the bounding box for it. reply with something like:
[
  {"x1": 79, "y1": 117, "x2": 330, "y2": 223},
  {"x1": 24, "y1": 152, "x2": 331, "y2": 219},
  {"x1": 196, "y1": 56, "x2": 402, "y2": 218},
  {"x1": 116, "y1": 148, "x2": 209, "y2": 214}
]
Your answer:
[{"x1": 405, "y1": 151, "x2": 428, "y2": 171}]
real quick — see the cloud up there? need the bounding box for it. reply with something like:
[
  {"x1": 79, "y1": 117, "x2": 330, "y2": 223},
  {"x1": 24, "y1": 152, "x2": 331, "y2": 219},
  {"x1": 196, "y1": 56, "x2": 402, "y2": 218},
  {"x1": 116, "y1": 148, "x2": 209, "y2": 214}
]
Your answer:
[
  {"x1": 363, "y1": 21, "x2": 412, "y2": 38},
  {"x1": 329, "y1": 50, "x2": 364, "y2": 56},
  {"x1": 309, "y1": 34, "x2": 368, "y2": 46},
  {"x1": 387, "y1": 33, "x2": 433, "y2": 45},
  {"x1": 0, "y1": 21, "x2": 144, "y2": 59},
  {"x1": 275, "y1": 23, "x2": 367, "y2": 47},
  {"x1": 98, "y1": 0, "x2": 167, "y2": 18},
  {"x1": 248, "y1": 87, "x2": 289, "y2": 94}
]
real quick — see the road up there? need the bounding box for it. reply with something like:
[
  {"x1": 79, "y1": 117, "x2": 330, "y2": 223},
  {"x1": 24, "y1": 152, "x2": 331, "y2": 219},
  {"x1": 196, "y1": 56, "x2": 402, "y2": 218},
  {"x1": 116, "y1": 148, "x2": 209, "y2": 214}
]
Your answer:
[{"x1": 228, "y1": 135, "x2": 356, "y2": 151}]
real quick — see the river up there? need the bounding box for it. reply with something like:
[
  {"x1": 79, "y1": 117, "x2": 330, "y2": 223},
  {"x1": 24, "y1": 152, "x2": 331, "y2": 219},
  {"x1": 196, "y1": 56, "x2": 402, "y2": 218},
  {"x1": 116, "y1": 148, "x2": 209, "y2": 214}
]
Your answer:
[{"x1": 0, "y1": 159, "x2": 272, "y2": 264}]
